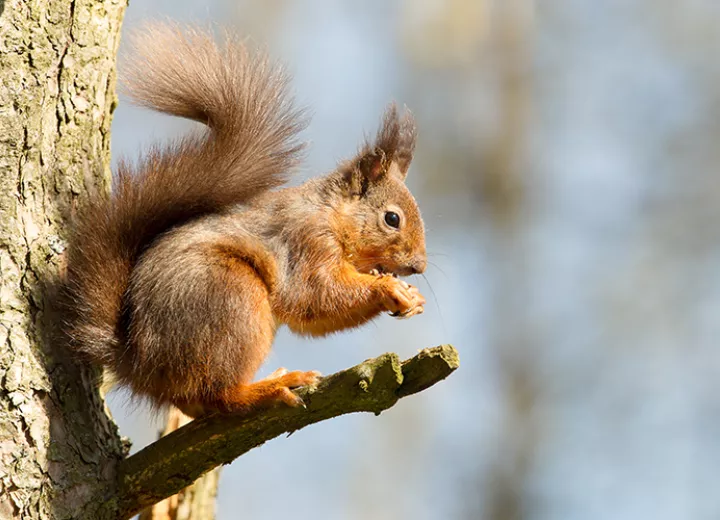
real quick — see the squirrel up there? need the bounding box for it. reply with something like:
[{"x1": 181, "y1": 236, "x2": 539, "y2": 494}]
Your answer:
[{"x1": 59, "y1": 23, "x2": 427, "y2": 418}]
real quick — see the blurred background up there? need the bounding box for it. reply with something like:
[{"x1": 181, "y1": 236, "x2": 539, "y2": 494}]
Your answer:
[{"x1": 108, "y1": 1, "x2": 720, "y2": 519}]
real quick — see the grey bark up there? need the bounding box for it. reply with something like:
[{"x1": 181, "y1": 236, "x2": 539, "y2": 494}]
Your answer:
[{"x1": 0, "y1": 1, "x2": 128, "y2": 518}]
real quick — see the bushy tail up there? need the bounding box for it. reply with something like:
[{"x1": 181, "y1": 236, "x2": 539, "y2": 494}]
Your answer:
[{"x1": 60, "y1": 23, "x2": 306, "y2": 366}]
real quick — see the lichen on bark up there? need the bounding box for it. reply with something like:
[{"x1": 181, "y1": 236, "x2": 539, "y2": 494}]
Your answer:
[{"x1": 0, "y1": 1, "x2": 128, "y2": 518}]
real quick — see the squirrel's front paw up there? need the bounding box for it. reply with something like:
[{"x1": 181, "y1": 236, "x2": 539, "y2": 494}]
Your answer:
[{"x1": 381, "y1": 277, "x2": 426, "y2": 319}]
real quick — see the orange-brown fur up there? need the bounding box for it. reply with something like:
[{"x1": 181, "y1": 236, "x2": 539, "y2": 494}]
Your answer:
[{"x1": 59, "y1": 23, "x2": 426, "y2": 417}]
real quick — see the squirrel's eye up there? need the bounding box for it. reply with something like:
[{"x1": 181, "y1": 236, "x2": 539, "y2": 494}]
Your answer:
[{"x1": 384, "y1": 211, "x2": 400, "y2": 229}]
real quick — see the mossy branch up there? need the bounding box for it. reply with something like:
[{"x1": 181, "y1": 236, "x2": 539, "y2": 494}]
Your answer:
[{"x1": 108, "y1": 344, "x2": 459, "y2": 519}]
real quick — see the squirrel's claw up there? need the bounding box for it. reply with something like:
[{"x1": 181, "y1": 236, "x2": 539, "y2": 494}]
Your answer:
[
  {"x1": 390, "y1": 305, "x2": 424, "y2": 319},
  {"x1": 383, "y1": 278, "x2": 426, "y2": 319},
  {"x1": 278, "y1": 388, "x2": 306, "y2": 408},
  {"x1": 273, "y1": 370, "x2": 322, "y2": 409}
]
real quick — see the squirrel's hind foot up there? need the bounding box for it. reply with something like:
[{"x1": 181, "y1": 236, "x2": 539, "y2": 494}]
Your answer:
[
  {"x1": 174, "y1": 370, "x2": 321, "y2": 417},
  {"x1": 219, "y1": 370, "x2": 321, "y2": 412}
]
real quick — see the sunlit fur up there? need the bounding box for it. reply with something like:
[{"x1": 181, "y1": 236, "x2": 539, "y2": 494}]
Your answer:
[{"x1": 59, "y1": 23, "x2": 426, "y2": 417}]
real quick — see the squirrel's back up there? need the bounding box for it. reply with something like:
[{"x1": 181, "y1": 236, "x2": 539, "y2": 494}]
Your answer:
[{"x1": 60, "y1": 23, "x2": 306, "y2": 366}]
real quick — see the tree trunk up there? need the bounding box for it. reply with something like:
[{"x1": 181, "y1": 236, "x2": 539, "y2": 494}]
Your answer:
[{"x1": 0, "y1": 1, "x2": 128, "y2": 518}]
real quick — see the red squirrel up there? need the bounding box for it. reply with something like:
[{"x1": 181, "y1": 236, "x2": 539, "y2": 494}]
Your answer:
[{"x1": 60, "y1": 23, "x2": 427, "y2": 418}]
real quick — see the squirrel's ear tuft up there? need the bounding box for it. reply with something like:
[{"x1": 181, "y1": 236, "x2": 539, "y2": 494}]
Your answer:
[
  {"x1": 373, "y1": 104, "x2": 417, "y2": 181},
  {"x1": 340, "y1": 104, "x2": 417, "y2": 196}
]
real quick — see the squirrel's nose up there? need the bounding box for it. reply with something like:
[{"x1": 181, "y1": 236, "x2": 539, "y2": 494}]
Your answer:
[{"x1": 410, "y1": 256, "x2": 427, "y2": 274}]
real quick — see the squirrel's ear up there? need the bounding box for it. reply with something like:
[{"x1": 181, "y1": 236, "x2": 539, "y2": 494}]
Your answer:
[
  {"x1": 343, "y1": 148, "x2": 388, "y2": 197},
  {"x1": 373, "y1": 104, "x2": 417, "y2": 182},
  {"x1": 342, "y1": 104, "x2": 417, "y2": 195},
  {"x1": 393, "y1": 110, "x2": 416, "y2": 180},
  {"x1": 359, "y1": 148, "x2": 389, "y2": 183}
]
